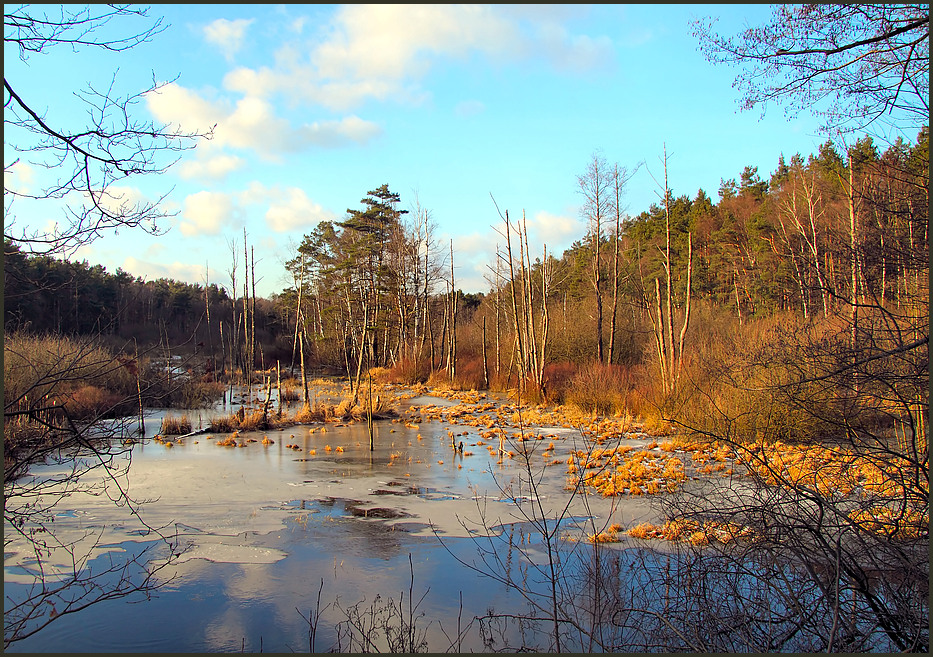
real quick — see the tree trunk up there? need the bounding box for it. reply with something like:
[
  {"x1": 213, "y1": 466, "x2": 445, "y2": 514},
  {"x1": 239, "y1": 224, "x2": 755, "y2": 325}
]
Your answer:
[
  {"x1": 608, "y1": 192, "x2": 621, "y2": 365},
  {"x1": 675, "y1": 233, "x2": 693, "y2": 388}
]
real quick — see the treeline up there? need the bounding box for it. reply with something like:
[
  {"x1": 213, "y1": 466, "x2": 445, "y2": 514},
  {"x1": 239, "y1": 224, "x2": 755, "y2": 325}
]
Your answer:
[
  {"x1": 624, "y1": 133, "x2": 929, "y2": 319},
  {"x1": 3, "y1": 240, "x2": 285, "y2": 376},
  {"x1": 272, "y1": 184, "x2": 484, "y2": 391},
  {"x1": 6, "y1": 129, "x2": 927, "y2": 409},
  {"x1": 272, "y1": 130, "x2": 927, "y2": 410}
]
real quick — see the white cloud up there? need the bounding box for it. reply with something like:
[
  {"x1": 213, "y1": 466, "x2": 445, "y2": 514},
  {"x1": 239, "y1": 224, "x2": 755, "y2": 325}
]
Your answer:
[
  {"x1": 265, "y1": 187, "x2": 336, "y2": 233},
  {"x1": 311, "y1": 5, "x2": 519, "y2": 83},
  {"x1": 525, "y1": 210, "x2": 585, "y2": 251},
  {"x1": 178, "y1": 154, "x2": 245, "y2": 181},
  {"x1": 4, "y1": 160, "x2": 35, "y2": 194},
  {"x1": 222, "y1": 5, "x2": 613, "y2": 112},
  {"x1": 229, "y1": 181, "x2": 335, "y2": 233},
  {"x1": 203, "y1": 18, "x2": 254, "y2": 61},
  {"x1": 122, "y1": 256, "x2": 206, "y2": 285},
  {"x1": 298, "y1": 115, "x2": 383, "y2": 147},
  {"x1": 149, "y1": 7, "x2": 612, "y2": 165},
  {"x1": 146, "y1": 83, "x2": 381, "y2": 162},
  {"x1": 237, "y1": 180, "x2": 271, "y2": 206},
  {"x1": 180, "y1": 190, "x2": 236, "y2": 236},
  {"x1": 146, "y1": 83, "x2": 223, "y2": 134}
]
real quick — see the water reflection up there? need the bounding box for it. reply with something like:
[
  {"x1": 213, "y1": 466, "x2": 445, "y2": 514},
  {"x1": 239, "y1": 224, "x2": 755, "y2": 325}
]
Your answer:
[{"x1": 5, "y1": 386, "x2": 661, "y2": 652}]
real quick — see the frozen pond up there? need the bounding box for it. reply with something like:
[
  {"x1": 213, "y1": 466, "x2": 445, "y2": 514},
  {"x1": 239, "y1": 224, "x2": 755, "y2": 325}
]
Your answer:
[{"x1": 4, "y1": 386, "x2": 670, "y2": 652}]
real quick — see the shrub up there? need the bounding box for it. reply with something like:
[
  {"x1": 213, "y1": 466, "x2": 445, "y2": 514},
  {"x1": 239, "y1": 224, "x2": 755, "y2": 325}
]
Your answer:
[
  {"x1": 519, "y1": 378, "x2": 547, "y2": 405},
  {"x1": 386, "y1": 356, "x2": 432, "y2": 384},
  {"x1": 541, "y1": 361, "x2": 578, "y2": 405},
  {"x1": 426, "y1": 369, "x2": 451, "y2": 389},
  {"x1": 451, "y1": 356, "x2": 486, "y2": 391},
  {"x1": 63, "y1": 385, "x2": 126, "y2": 420},
  {"x1": 367, "y1": 366, "x2": 392, "y2": 383},
  {"x1": 5, "y1": 333, "x2": 138, "y2": 405},
  {"x1": 565, "y1": 361, "x2": 632, "y2": 416}
]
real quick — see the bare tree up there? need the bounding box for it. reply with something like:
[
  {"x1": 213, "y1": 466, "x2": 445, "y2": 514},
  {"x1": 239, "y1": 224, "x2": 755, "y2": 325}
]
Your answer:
[
  {"x1": 774, "y1": 158, "x2": 831, "y2": 318},
  {"x1": 3, "y1": 5, "x2": 209, "y2": 257},
  {"x1": 577, "y1": 152, "x2": 611, "y2": 362},
  {"x1": 644, "y1": 145, "x2": 693, "y2": 396},
  {"x1": 3, "y1": 6, "x2": 207, "y2": 646},
  {"x1": 491, "y1": 200, "x2": 552, "y2": 396},
  {"x1": 693, "y1": 4, "x2": 929, "y2": 137},
  {"x1": 606, "y1": 161, "x2": 639, "y2": 365}
]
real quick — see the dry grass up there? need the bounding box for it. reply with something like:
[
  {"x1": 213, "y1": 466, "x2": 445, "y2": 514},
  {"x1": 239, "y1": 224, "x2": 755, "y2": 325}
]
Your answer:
[
  {"x1": 206, "y1": 387, "x2": 400, "y2": 434},
  {"x1": 161, "y1": 414, "x2": 192, "y2": 435},
  {"x1": 736, "y1": 439, "x2": 909, "y2": 498},
  {"x1": 4, "y1": 332, "x2": 139, "y2": 424},
  {"x1": 626, "y1": 519, "x2": 756, "y2": 544},
  {"x1": 566, "y1": 446, "x2": 688, "y2": 497}
]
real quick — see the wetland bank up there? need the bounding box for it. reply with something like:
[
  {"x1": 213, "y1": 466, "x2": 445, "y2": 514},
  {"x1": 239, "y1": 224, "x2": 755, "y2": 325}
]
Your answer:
[
  {"x1": 7, "y1": 373, "x2": 926, "y2": 651},
  {"x1": 4, "y1": 379, "x2": 682, "y2": 652}
]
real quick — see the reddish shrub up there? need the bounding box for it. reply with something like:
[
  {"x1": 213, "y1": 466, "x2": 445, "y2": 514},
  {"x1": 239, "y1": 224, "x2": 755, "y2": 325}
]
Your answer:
[
  {"x1": 386, "y1": 356, "x2": 432, "y2": 384},
  {"x1": 452, "y1": 356, "x2": 487, "y2": 390},
  {"x1": 63, "y1": 385, "x2": 123, "y2": 419},
  {"x1": 542, "y1": 361, "x2": 578, "y2": 404}
]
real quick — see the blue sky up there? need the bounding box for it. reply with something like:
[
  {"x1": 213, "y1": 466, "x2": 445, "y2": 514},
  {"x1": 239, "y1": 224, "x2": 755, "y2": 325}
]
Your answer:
[{"x1": 4, "y1": 4, "x2": 890, "y2": 296}]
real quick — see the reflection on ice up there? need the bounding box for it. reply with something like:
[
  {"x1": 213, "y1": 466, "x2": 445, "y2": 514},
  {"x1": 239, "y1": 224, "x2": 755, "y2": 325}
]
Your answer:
[{"x1": 5, "y1": 383, "x2": 665, "y2": 652}]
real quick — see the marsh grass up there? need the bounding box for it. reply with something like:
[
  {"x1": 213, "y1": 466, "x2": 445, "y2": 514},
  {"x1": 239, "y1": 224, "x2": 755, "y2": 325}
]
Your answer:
[
  {"x1": 206, "y1": 387, "x2": 400, "y2": 434},
  {"x1": 4, "y1": 333, "x2": 142, "y2": 463},
  {"x1": 160, "y1": 414, "x2": 192, "y2": 435}
]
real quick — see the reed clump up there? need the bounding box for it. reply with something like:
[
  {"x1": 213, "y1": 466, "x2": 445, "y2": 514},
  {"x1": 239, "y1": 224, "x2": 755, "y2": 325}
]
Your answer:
[
  {"x1": 206, "y1": 388, "x2": 400, "y2": 434},
  {"x1": 160, "y1": 414, "x2": 192, "y2": 435}
]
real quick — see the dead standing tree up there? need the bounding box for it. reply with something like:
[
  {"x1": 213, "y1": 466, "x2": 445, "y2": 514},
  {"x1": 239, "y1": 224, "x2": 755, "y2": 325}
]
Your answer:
[
  {"x1": 644, "y1": 145, "x2": 693, "y2": 397},
  {"x1": 491, "y1": 199, "x2": 552, "y2": 397},
  {"x1": 444, "y1": 240, "x2": 458, "y2": 380},
  {"x1": 576, "y1": 152, "x2": 611, "y2": 363},
  {"x1": 606, "y1": 160, "x2": 640, "y2": 365}
]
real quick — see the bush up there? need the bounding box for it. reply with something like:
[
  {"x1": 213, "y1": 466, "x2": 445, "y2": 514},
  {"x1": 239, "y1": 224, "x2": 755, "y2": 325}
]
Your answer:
[
  {"x1": 385, "y1": 356, "x2": 432, "y2": 384},
  {"x1": 367, "y1": 366, "x2": 392, "y2": 383},
  {"x1": 4, "y1": 332, "x2": 140, "y2": 428},
  {"x1": 63, "y1": 385, "x2": 125, "y2": 420},
  {"x1": 451, "y1": 356, "x2": 486, "y2": 391},
  {"x1": 542, "y1": 361, "x2": 578, "y2": 405},
  {"x1": 564, "y1": 361, "x2": 632, "y2": 416}
]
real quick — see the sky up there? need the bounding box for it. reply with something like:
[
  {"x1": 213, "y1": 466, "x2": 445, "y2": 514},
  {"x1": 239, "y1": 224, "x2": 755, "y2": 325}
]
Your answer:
[{"x1": 4, "y1": 4, "x2": 910, "y2": 297}]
